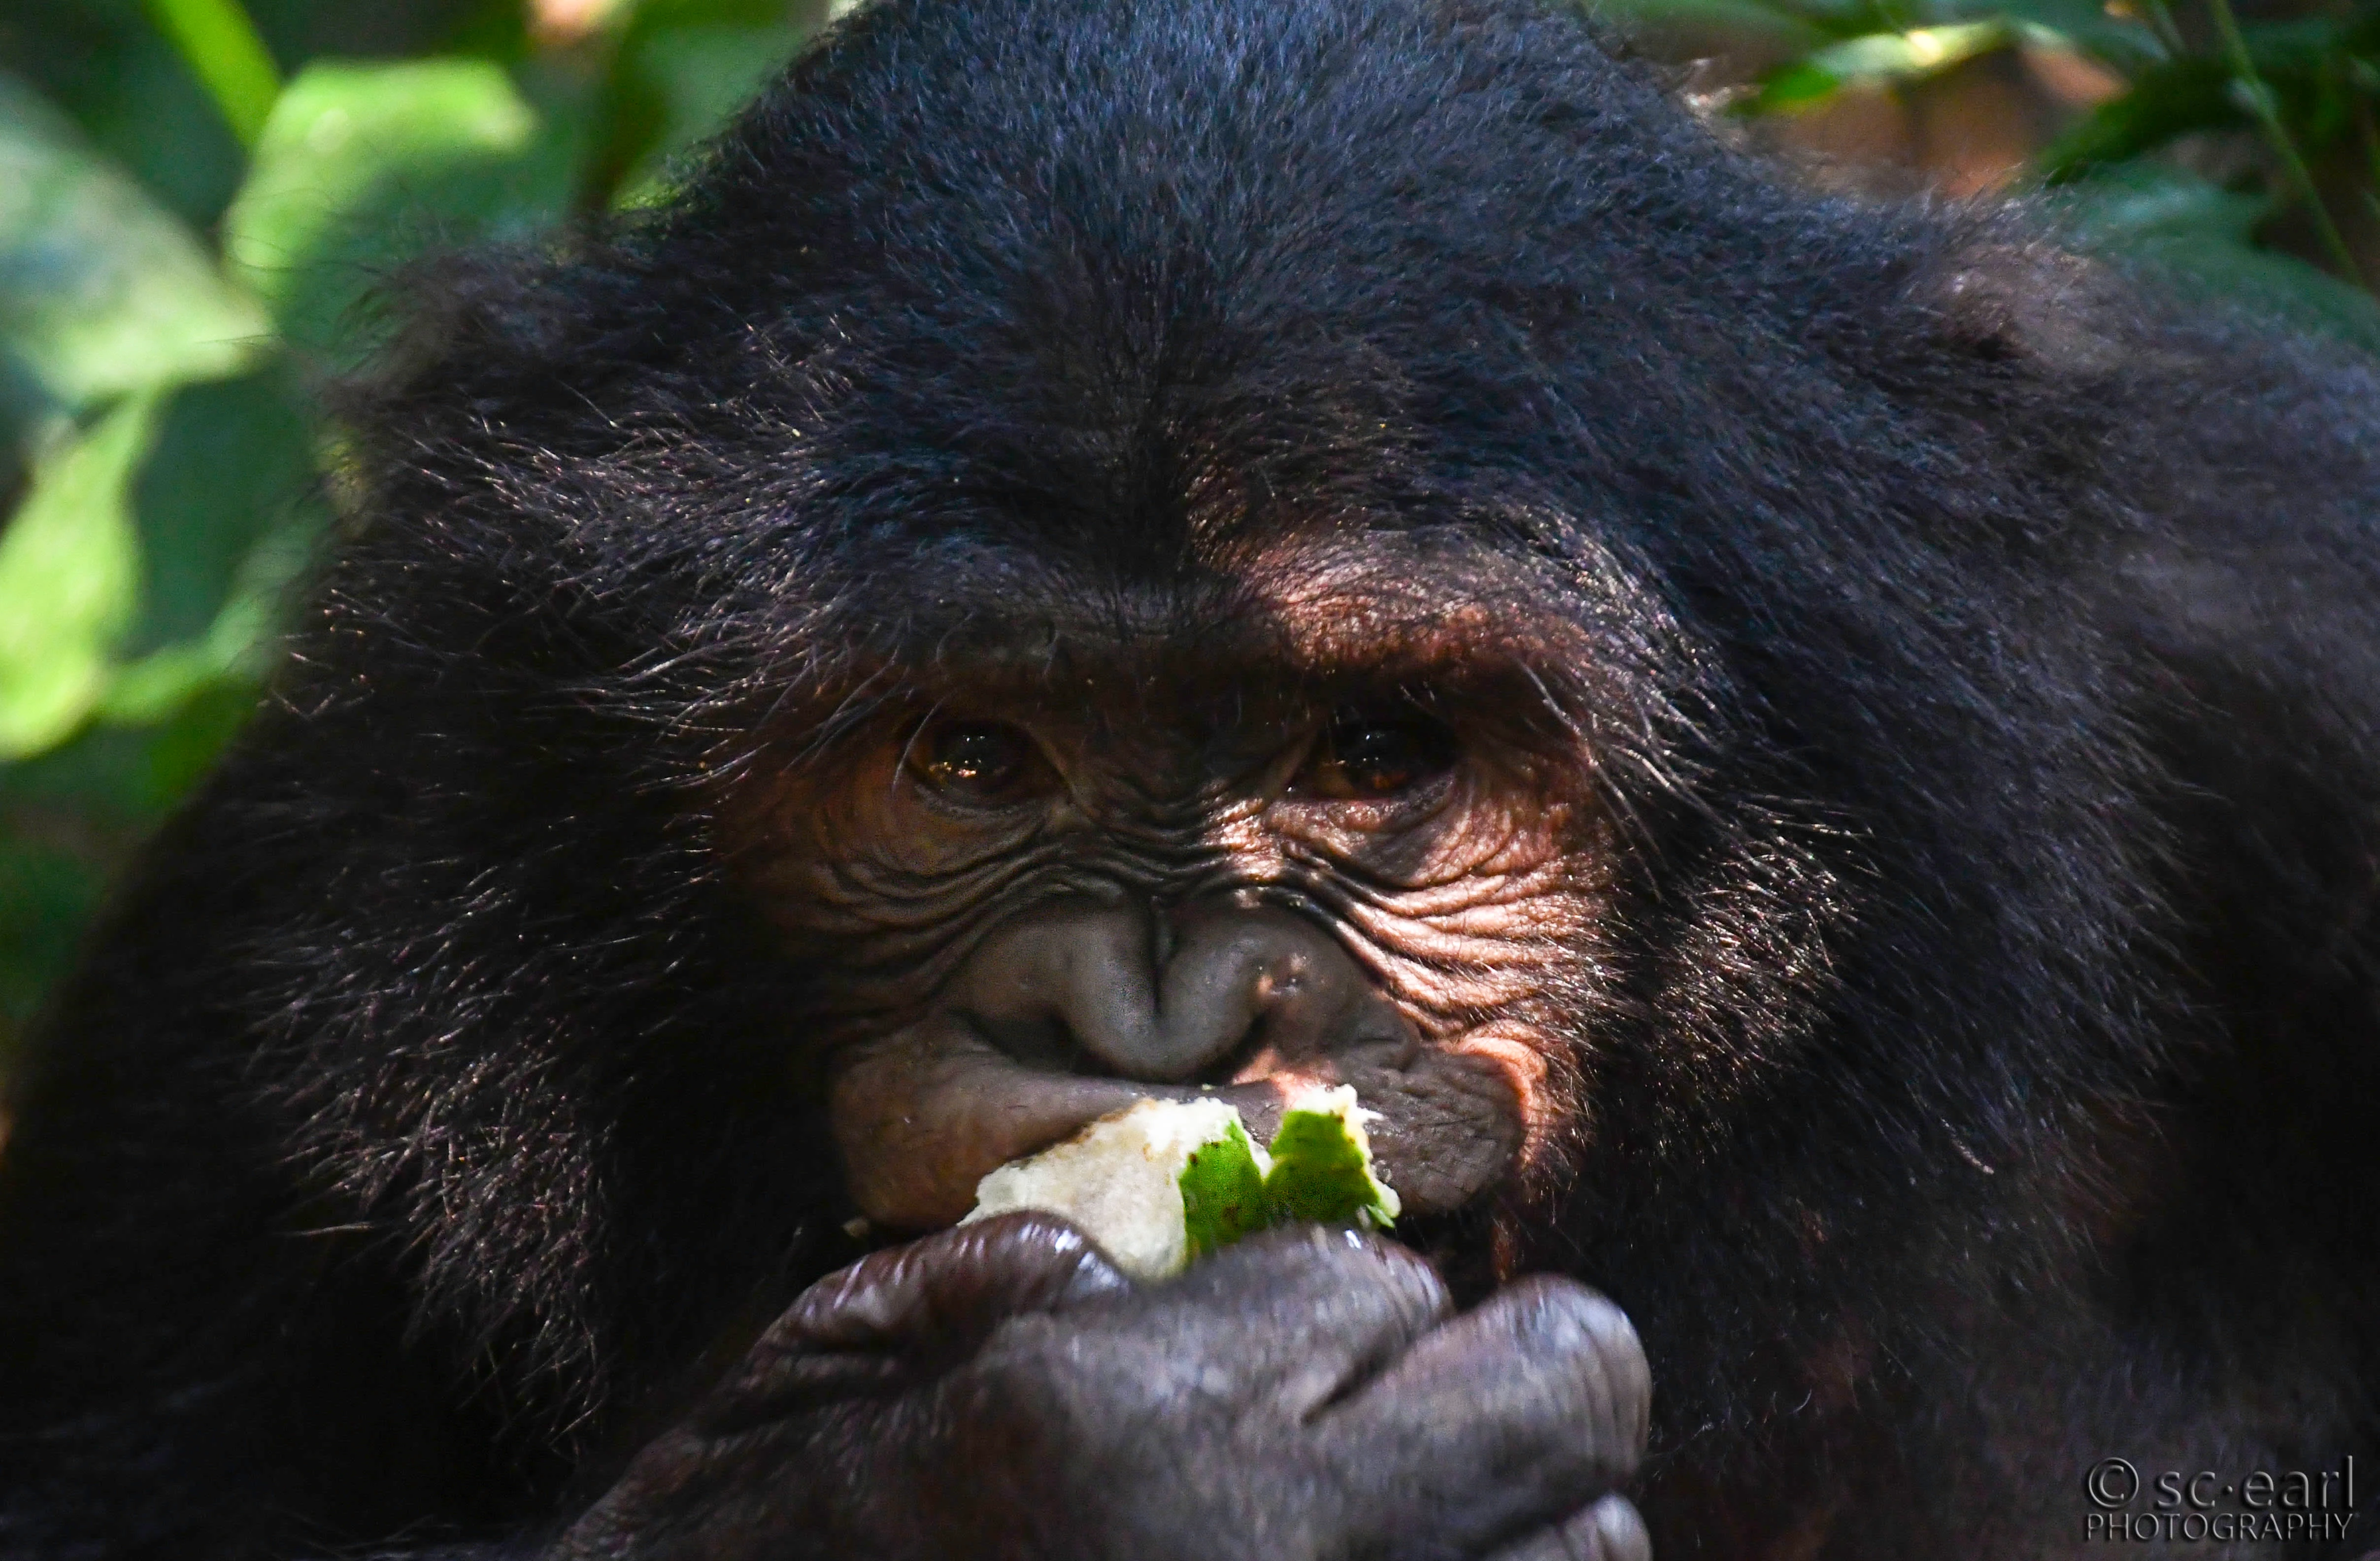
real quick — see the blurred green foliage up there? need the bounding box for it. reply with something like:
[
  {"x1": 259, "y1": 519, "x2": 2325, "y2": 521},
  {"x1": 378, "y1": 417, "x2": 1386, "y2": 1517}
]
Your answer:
[
  {"x1": 0, "y1": 0, "x2": 2375, "y2": 1067},
  {"x1": 0, "y1": 0, "x2": 838, "y2": 1060}
]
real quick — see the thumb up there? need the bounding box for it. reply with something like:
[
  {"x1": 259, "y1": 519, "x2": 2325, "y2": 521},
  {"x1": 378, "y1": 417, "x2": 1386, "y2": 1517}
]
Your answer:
[
  {"x1": 789, "y1": 1212, "x2": 1133, "y2": 1349},
  {"x1": 693, "y1": 1213, "x2": 1131, "y2": 1433}
]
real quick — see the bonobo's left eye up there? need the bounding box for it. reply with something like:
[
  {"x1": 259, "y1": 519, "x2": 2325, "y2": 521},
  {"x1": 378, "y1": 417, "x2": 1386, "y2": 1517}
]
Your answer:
[
  {"x1": 907, "y1": 719, "x2": 1052, "y2": 805},
  {"x1": 1301, "y1": 707, "x2": 1460, "y2": 800}
]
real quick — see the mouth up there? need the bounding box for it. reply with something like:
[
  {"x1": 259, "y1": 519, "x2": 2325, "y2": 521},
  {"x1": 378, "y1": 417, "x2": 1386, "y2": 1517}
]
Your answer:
[{"x1": 828, "y1": 1014, "x2": 1530, "y2": 1233}]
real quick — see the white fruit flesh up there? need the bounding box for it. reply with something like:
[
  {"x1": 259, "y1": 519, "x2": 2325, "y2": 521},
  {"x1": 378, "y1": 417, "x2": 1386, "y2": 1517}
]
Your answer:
[{"x1": 960, "y1": 1096, "x2": 1262, "y2": 1280}]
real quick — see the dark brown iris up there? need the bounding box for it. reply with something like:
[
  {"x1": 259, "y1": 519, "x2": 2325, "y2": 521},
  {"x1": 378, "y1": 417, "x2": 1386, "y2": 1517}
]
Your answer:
[
  {"x1": 1305, "y1": 708, "x2": 1459, "y2": 798},
  {"x1": 909, "y1": 720, "x2": 1048, "y2": 803}
]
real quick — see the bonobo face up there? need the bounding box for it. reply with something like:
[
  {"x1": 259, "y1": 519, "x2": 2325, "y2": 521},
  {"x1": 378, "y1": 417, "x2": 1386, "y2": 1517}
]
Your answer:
[{"x1": 730, "y1": 540, "x2": 1615, "y2": 1235}]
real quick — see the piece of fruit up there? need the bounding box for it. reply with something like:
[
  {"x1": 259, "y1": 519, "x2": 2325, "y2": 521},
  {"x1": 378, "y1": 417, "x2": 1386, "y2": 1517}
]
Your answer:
[
  {"x1": 1262, "y1": 1084, "x2": 1402, "y2": 1231},
  {"x1": 961, "y1": 1096, "x2": 1254, "y2": 1279},
  {"x1": 959, "y1": 1086, "x2": 1399, "y2": 1279}
]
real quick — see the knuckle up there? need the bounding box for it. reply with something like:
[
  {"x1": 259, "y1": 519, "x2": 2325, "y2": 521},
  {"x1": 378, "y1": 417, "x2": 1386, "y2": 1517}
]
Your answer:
[
  {"x1": 1237, "y1": 1223, "x2": 1445, "y2": 1296},
  {"x1": 1501, "y1": 1280, "x2": 1650, "y2": 1407}
]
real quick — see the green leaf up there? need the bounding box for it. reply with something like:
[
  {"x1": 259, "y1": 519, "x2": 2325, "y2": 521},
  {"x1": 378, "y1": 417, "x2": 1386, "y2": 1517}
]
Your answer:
[
  {"x1": 222, "y1": 60, "x2": 573, "y2": 358},
  {"x1": 0, "y1": 675, "x2": 260, "y2": 1063},
  {"x1": 1178, "y1": 1118, "x2": 1273, "y2": 1262},
  {"x1": 0, "y1": 73, "x2": 270, "y2": 411},
  {"x1": 610, "y1": 23, "x2": 799, "y2": 207},
  {"x1": 0, "y1": 393, "x2": 162, "y2": 760},
  {"x1": 1262, "y1": 1095, "x2": 1400, "y2": 1231},
  {"x1": 1739, "y1": 60, "x2": 1847, "y2": 115},
  {"x1": 119, "y1": 369, "x2": 319, "y2": 658},
  {"x1": 1808, "y1": 21, "x2": 2012, "y2": 82},
  {"x1": 97, "y1": 504, "x2": 307, "y2": 729},
  {"x1": 2048, "y1": 161, "x2": 2272, "y2": 246},
  {"x1": 2039, "y1": 60, "x2": 2241, "y2": 182},
  {"x1": 139, "y1": 0, "x2": 282, "y2": 147},
  {"x1": 2045, "y1": 165, "x2": 2380, "y2": 353},
  {"x1": 0, "y1": 675, "x2": 256, "y2": 826}
]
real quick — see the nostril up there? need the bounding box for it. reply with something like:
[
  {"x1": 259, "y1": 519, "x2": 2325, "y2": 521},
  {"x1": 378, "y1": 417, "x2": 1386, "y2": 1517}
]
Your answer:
[
  {"x1": 1157, "y1": 906, "x2": 1419, "y2": 1079},
  {"x1": 946, "y1": 898, "x2": 1417, "y2": 1086},
  {"x1": 1185, "y1": 1021, "x2": 1268, "y2": 1086},
  {"x1": 1343, "y1": 1018, "x2": 1424, "y2": 1071}
]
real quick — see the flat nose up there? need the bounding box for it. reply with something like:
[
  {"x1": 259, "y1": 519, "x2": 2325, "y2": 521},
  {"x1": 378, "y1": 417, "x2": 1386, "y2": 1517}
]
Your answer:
[{"x1": 948, "y1": 899, "x2": 1413, "y2": 1083}]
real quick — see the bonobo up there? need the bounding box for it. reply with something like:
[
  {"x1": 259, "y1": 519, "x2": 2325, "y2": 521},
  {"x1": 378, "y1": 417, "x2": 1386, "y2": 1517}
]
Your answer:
[{"x1": 4, "y1": 0, "x2": 2380, "y2": 1555}]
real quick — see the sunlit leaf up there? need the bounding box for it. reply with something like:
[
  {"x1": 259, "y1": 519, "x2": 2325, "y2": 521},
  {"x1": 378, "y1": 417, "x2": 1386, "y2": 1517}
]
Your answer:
[
  {"x1": 0, "y1": 73, "x2": 269, "y2": 411},
  {"x1": 139, "y1": 0, "x2": 283, "y2": 147},
  {"x1": 119, "y1": 369, "x2": 319, "y2": 659},
  {"x1": 222, "y1": 60, "x2": 574, "y2": 357},
  {"x1": 1739, "y1": 21, "x2": 2017, "y2": 115},
  {"x1": 98, "y1": 502, "x2": 313, "y2": 727},
  {"x1": 0, "y1": 678, "x2": 258, "y2": 827},
  {"x1": 0, "y1": 393, "x2": 160, "y2": 760},
  {"x1": 1813, "y1": 21, "x2": 2012, "y2": 81}
]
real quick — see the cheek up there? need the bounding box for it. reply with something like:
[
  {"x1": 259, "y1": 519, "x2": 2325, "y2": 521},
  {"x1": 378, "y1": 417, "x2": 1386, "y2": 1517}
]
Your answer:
[
  {"x1": 731, "y1": 766, "x2": 1045, "y2": 1016},
  {"x1": 1231, "y1": 779, "x2": 1614, "y2": 1184},
  {"x1": 1241, "y1": 780, "x2": 1609, "y2": 1012},
  {"x1": 830, "y1": 747, "x2": 1042, "y2": 877},
  {"x1": 1448, "y1": 1020, "x2": 1576, "y2": 1188},
  {"x1": 1259, "y1": 770, "x2": 1588, "y2": 893}
]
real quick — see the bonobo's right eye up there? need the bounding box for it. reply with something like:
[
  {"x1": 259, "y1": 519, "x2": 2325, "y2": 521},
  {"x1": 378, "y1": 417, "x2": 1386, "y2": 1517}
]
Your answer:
[
  {"x1": 1301, "y1": 707, "x2": 1461, "y2": 800},
  {"x1": 907, "y1": 720, "x2": 1051, "y2": 804}
]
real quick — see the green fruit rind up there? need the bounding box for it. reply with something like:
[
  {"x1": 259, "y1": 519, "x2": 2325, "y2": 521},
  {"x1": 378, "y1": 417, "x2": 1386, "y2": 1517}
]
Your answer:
[
  {"x1": 1261, "y1": 1094, "x2": 1400, "y2": 1231},
  {"x1": 1178, "y1": 1118, "x2": 1272, "y2": 1261}
]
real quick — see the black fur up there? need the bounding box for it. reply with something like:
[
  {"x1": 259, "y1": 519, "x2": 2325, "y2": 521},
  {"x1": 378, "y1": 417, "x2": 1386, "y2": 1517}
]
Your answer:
[{"x1": 5, "y1": 0, "x2": 2380, "y2": 1554}]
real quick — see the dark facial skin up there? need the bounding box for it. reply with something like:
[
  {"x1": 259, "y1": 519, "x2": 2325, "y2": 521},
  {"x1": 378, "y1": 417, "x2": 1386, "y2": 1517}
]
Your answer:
[
  {"x1": 730, "y1": 577, "x2": 1607, "y2": 1236},
  {"x1": 553, "y1": 565, "x2": 1649, "y2": 1560},
  {"x1": 574, "y1": 667, "x2": 1647, "y2": 1559},
  {"x1": 554, "y1": 1214, "x2": 1652, "y2": 1561}
]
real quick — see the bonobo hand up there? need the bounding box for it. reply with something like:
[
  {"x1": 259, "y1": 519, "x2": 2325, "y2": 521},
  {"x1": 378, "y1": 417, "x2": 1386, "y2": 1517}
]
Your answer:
[{"x1": 551, "y1": 1213, "x2": 1650, "y2": 1561}]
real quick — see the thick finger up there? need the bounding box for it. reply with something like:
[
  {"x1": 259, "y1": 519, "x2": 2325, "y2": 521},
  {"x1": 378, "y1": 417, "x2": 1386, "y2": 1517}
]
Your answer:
[
  {"x1": 1488, "y1": 1495, "x2": 1653, "y2": 1561},
  {"x1": 1320, "y1": 1279, "x2": 1650, "y2": 1553},
  {"x1": 787, "y1": 1211, "x2": 1131, "y2": 1348},
  {"x1": 698, "y1": 1214, "x2": 1129, "y2": 1431},
  {"x1": 1134, "y1": 1224, "x2": 1452, "y2": 1416}
]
